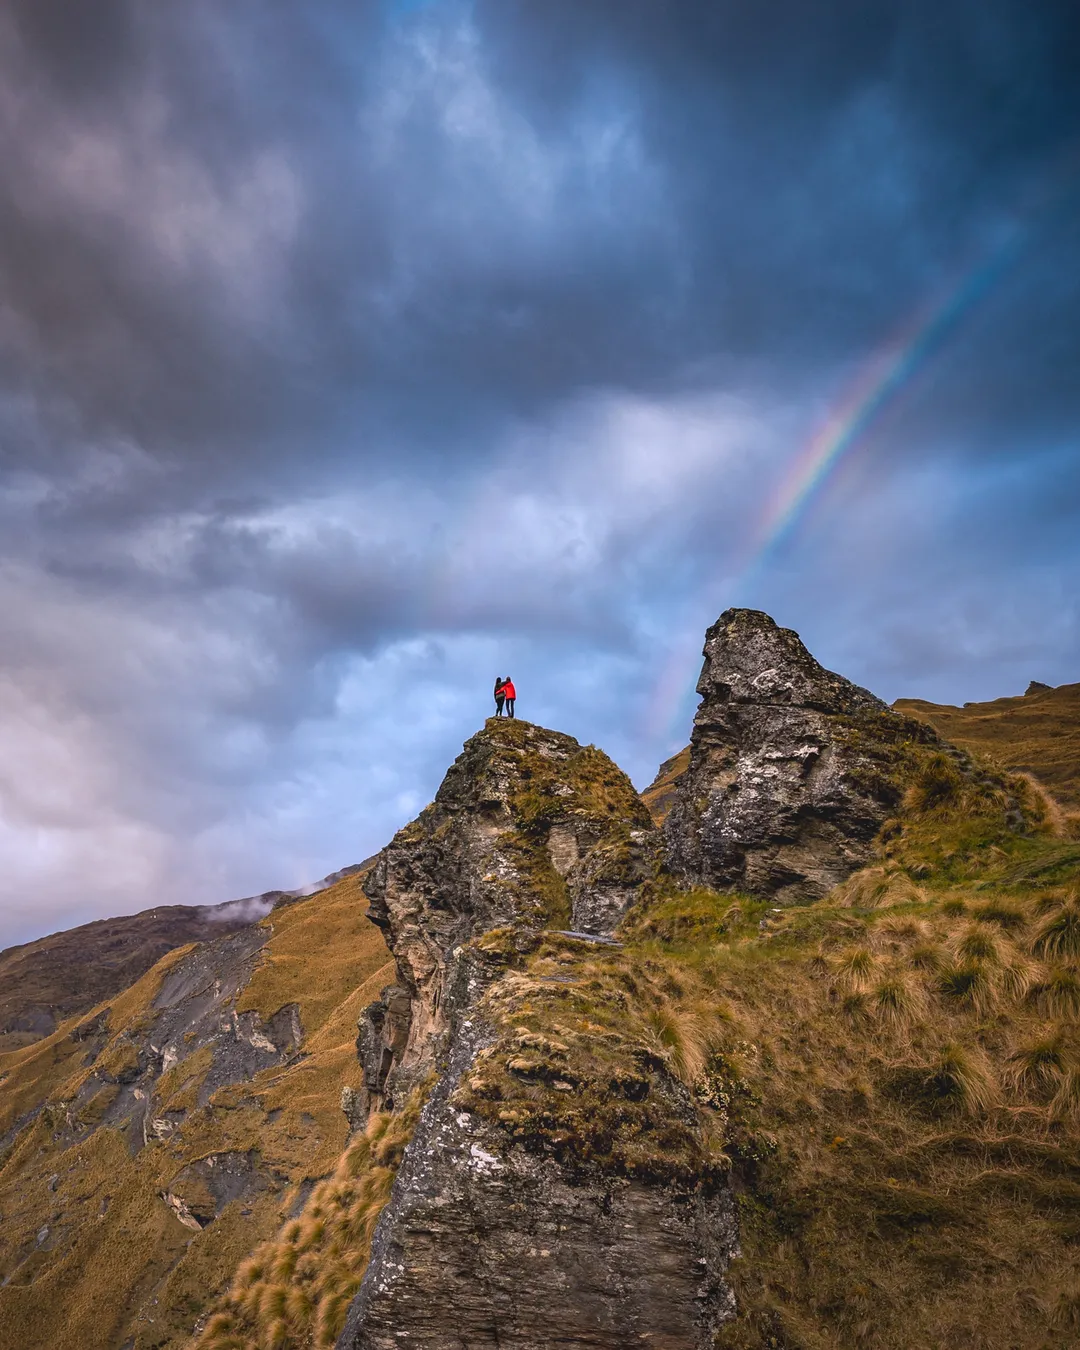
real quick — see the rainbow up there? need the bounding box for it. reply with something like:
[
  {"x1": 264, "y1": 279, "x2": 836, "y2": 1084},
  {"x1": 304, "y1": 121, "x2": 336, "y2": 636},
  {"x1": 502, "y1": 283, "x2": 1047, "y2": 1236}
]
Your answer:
[
  {"x1": 639, "y1": 157, "x2": 1075, "y2": 747},
  {"x1": 738, "y1": 235, "x2": 1025, "y2": 591}
]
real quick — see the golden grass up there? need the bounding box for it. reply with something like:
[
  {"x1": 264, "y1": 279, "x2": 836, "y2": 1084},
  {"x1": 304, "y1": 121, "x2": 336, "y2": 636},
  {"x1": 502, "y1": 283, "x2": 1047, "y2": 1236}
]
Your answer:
[
  {"x1": 1032, "y1": 897, "x2": 1080, "y2": 961},
  {"x1": 895, "y1": 681, "x2": 1080, "y2": 810},
  {"x1": 191, "y1": 1089, "x2": 427, "y2": 1350},
  {"x1": 236, "y1": 870, "x2": 384, "y2": 1030},
  {"x1": 640, "y1": 745, "x2": 692, "y2": 825}
]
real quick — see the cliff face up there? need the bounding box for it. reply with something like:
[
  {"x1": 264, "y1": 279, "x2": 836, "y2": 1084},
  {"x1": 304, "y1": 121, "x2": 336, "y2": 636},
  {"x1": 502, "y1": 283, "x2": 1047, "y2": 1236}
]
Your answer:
[
  {"x1": 663, "y1": 609, "x2": 939, "y2": 903},
  {"x1": 342, "y1": 719, "x2": 735, "y2": 1349}
]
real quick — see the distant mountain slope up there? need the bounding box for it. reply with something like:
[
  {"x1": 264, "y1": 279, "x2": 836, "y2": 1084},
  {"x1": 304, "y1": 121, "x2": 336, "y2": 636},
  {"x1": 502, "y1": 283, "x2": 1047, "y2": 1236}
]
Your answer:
[
  {"x1": 895, "y1": 681, "x2": 1080, "y2": 810},
  {"x1": 0, "y1": 867, "x2": 367, "y2": 1054},
  {"x1": 0, "y1": 868, "x2": 391, "y2": 1350},
  {"x1": 0, "y1": 905, "x2": 254, "y2": 1054},
  {"x1": 641, "y1": 745, "x2": 690, "y2": 824}
]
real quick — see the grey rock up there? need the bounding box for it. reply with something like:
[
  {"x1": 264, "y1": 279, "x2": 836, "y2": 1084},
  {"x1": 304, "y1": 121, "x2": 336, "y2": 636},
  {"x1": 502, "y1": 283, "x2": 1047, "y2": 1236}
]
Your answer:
[
  {"x1": 340, "y1": 721, "x2": 735, "y2": 1348},
  {"x1": 165, "y1": 1150, "x2": 279, "y2": 1229},
  {"x1": 357, "y1": 721, "x2": 653, "y2": 1112},
  {"x1": 664, "y1": 608, "x2": 938, "y2": 903},
  {"x1": 341, "y1": 1082, "x2": 734, "y2": 1348}
]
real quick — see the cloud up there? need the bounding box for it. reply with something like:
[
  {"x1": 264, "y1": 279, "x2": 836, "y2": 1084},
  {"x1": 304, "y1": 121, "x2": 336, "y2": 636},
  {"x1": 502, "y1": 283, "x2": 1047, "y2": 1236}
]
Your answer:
[{"x1": 0, "y1": 1, "x2": 1077, "y2": 946}]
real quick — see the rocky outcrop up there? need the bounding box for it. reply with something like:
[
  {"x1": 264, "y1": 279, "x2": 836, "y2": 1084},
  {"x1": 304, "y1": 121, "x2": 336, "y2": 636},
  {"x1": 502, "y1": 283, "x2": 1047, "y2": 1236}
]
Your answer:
[
  {"x1": 339, "y1": 1040, "x2": 735, "y2": 1349},
  {"x1": 57, "y1": 924, "x2": 303, "y2": 1152},
  {"x1": 663, "y1": 609, "x2": 938, "y2": 903},
  {"x1": 355, "y1": 720, "x2": 654, "y2": 1113},
  {"x1": 341, "y1": 720, "x2": 734, "y2": 1348}
]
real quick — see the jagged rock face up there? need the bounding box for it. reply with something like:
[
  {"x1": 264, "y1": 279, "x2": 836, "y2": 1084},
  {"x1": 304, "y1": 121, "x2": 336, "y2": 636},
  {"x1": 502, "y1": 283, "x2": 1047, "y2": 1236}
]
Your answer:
[
  {"x1": 340, "y1": 1034, "x2": 736, "y2": 1349},
  {"x1": 664, "y1": 608, "x2": 938, "y2": 903},
  {"x1": 357, "y1": 720, "x2": 654, "y2": 1112},
  {"x1": 343, "y1": 721, "x2": 734, "y2": 1348}
]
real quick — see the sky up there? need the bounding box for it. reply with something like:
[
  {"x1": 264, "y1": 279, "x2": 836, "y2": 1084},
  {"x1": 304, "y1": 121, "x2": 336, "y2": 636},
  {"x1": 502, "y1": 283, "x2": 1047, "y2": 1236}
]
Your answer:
[{"x1": 1, "y1": 0, "x2": 1078, "y2": 948}]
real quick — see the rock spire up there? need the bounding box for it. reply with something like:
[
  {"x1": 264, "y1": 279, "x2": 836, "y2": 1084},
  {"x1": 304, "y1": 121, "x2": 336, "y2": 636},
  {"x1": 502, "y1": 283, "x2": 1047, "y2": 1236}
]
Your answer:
[{"x1": 663, "y1": 608, "x2": 937, "y2": 903}]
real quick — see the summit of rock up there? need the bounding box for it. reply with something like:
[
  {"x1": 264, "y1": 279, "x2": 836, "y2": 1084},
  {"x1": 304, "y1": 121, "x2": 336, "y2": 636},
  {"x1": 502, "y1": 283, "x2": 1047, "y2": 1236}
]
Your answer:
[
  {"x1": 693, "y1": 608, "x2": 886, "y2": 714},
  {"x1": 356, "y1": 717, "x2": 654, "y2": 1114},
  {"x1": 663, "y1": 608, "x2": 939, "y2": 903}
]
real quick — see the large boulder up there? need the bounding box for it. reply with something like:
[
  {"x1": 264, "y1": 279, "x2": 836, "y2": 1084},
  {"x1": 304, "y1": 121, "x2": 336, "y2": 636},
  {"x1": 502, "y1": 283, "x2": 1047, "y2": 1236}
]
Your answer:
[{"x1": 663, "y1": 609, "x2": 937, "y2": 903}]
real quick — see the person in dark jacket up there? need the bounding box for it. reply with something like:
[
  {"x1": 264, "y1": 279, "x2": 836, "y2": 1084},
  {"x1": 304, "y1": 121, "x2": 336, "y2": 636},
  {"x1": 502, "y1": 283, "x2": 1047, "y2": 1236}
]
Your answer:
[
  {"x1": 493, "y1": 676, "x2": 506, "y2": 717},
  {"x1": 501, "y1": 677, "x2": 516, "y2": 718}
]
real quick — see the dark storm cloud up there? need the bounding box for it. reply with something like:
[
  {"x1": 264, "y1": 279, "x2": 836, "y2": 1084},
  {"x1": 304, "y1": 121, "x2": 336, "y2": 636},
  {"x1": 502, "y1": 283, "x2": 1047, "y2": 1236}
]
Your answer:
[
  {"x1": 2, "y1": 0, "x2": 1073, "y2": 493},
  {"x1": 0, "y1": 1, "x2": 1078, "y2": 945}
]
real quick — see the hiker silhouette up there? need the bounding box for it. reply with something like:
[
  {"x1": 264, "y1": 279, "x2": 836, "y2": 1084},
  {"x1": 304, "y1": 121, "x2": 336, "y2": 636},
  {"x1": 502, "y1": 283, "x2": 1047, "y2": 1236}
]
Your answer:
[
  {"x1": 493, "y1": 676, "x2": 506, "y2": 717},
  {"x1": 500, "y1": 677, "x2": 516, "y2": 719}
]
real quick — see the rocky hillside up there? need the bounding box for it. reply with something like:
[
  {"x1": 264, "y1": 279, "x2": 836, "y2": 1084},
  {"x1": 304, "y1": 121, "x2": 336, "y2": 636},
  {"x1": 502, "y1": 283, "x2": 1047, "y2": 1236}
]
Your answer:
[
  {"x1": 0, "y1": 867, "x2": 368, "y2": 1056},
  {"x1": 0, "y1": 871, "x2": 391, "y2": 1350},
  {"x1": 0, "y1": 903, "x2": 258, "y2": 1056},
  {"x1": 896, "y1": 680, "x2": 1080, "y2": 811},
  {"x1": 3, "y1": 609, "x2": 1079, "y2": 1349}
]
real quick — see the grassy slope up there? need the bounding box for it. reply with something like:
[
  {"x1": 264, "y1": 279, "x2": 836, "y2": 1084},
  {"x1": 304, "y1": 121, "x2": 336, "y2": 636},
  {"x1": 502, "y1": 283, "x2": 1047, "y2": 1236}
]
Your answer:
[
  {"x1": 641, "y1": 745, "x2": 692, "y2": 825},
  {"x1": 895, "y1": 682, "x2": 1080, "y2": 811},
  {"x1": 633, "y1": 761, "x2": 1080, "y2": 1347},
  {"x1": 0, "y1": 873, "x2": 392, "y2": 1350}
]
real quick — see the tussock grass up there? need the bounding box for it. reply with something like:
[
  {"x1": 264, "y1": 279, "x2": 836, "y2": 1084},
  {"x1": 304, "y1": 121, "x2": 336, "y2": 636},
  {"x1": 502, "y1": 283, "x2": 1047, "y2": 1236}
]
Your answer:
[
  {"x1": 830, "y1": 945, "x2": 878, "y2": 993},
  {"x1": 909, "y1": 942, "x2": 948, "y2": 974},
  {"x1": 938, "y1": 961, "x2": 999, "y2": 1015},
  {"x1": 1004, "y1": 1032, "x2": 1070, "y2": 1097},
  {"x1": 1032, "y1": 897, "x2": 1080, "y2": 960},
  {"x1": 923, "y1": 1043, "x2": 999, "y2": 1114},
  {"x1": 1026, "y1": 965, "x2": 1080, "y2": 1019},
  {"x1": 640, "y1": 997, "x2": 728, "y2": 1085},
  {"x1": 952, "y1": 923, "x2": 1007, "y2": 966},
  {"x1": 870, "y1": 973, "x2": 926, "y2": 1033},
  {"x1": 192, "y1": 1092, "x2": 426, "y2": 1350},
  {"x1": 832, "y1": 865, "x2": 925, "y2": 909},
  {"x1": 903, "y1": 752, "x2": 967, "y2": 814},
  {"x1": 971, "y1": 899, "x2": 1027, "y2": 930},
  {"x1": 1051, "y1": 1070, "x2": 1080, "y2": 1124}
]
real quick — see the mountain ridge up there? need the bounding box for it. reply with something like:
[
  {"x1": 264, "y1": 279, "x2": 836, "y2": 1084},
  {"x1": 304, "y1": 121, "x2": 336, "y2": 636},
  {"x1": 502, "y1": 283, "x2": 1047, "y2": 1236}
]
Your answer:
[{"x1": 0, "y1": 865, "x2": 370, "y2": 1055}]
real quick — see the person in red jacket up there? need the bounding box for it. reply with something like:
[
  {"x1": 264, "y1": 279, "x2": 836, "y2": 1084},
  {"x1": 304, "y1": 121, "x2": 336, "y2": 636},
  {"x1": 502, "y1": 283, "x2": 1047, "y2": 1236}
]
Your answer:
[{"x1": 500, "y1": 677, "x2": 516, "y2": 718}]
